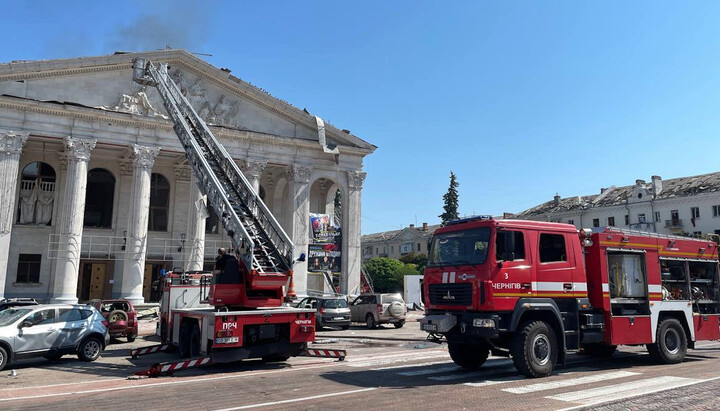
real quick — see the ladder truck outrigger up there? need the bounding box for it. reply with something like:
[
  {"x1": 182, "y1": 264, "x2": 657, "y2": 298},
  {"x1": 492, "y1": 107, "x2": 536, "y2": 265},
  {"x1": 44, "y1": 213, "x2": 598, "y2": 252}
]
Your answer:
[
  {"x1": 129, "y1": 58, "x2": 344, "y2": 376},
  {"x1": 420, "y1": 217, "x2": 720, "y2": 377}
]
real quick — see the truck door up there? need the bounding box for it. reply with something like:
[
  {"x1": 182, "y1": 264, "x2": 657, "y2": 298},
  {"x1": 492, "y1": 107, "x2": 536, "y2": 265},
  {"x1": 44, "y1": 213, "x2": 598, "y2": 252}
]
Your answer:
[
  {"x1": 494, "y1": 230, "x2": 534, "y2": 303},
  {"x1": 536, "y1": 232, "x2": 578, "y2": 299}
]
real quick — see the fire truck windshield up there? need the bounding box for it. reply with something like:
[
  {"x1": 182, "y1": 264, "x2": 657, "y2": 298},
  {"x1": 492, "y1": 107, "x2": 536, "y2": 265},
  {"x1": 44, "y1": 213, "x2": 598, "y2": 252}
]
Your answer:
[{"x1": 428, "y1": 227, "x2": 490, "y2": 267}]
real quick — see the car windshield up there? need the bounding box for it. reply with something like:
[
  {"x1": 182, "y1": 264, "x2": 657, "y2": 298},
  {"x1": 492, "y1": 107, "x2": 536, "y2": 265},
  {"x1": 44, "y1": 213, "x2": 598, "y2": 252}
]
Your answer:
[
  {"x1": 322, "y1": 299, "x2": 348, "y2": 309},
  {"x1": 0, "y1": 308, "x2": 32, "y2": 327},
  {"x1": 381, "y1": 294, "x2": 403, "y2": 304},
  {"x1": 428, "y1": 227, "x2": 491, "y2": 267}
]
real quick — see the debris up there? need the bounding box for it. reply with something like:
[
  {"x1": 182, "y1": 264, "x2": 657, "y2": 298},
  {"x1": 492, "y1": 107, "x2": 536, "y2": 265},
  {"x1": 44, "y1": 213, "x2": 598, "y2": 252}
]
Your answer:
[
  {"x1": 8, "y1": 369, "x2": 17, "y2": 377},
  {"x1": 126, "y1": 375, "x2": 148, "y2": 380},
  {"x1": 313, "y1": 338, "x2": 340, "y2": 345}
]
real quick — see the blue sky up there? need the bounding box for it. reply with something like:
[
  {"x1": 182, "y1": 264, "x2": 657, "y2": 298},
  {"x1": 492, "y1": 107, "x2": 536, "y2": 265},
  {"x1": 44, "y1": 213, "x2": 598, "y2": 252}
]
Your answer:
[{"x1": 4, "y1": 1, "x2": 720, "y2": 234}]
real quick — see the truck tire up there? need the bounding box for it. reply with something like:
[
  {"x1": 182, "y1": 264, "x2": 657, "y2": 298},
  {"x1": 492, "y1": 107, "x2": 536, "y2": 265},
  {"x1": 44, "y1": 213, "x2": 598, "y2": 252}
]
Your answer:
[
  {"x1": 647, "y1": 318, "x2": 687, "y2": 364},
  {"x1": 511, "y1": 320, "x2": 558, "y2": 378},
  {"x1": 581, "y1": 343, "x2": 617, "y2": 357},
  {"x1": 261, "y1": 353, "x2": 292, "y2": 363},
  {"x1": 366, "y1": 314, "x2": 378, "y2": 329},
  {"x1": 178, "y1": 322, "x2": 191, "y2": 358},
  {"x1": 189, "y1": 323, "x2": 201, "y2": 358},
  {"x1": 449, "y1": 342, "x2": 489, "y2": 370}
]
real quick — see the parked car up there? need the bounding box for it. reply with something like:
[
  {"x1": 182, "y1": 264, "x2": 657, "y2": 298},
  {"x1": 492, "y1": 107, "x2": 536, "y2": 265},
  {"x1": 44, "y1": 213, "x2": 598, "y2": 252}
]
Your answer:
[
  {"x1": 0, "y1": 298, "x2": 39, "y2": 311},
  {"x1": 350, "y1": 293, "x2": 407, "y2": 329},
  {"x1": 0, "y1": 304, "x2": 110, "y2": 371},
  {"x1": 295, "y1": 296, "x2": 351, "y2": 330},
  {"x1": 89, "y1": 299, "x2": 138, "y2": 342}
]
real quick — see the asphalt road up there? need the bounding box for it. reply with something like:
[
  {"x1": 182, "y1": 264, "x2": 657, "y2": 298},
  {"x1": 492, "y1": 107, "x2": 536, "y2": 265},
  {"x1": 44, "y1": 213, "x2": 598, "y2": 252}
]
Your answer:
[{"x1": 2, "y1": 314, "x2": 720, "y2": 411}]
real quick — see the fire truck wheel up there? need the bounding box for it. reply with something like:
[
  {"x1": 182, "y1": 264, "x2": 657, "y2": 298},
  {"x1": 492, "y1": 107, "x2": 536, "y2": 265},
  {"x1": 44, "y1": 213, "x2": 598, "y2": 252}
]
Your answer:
[
  {"x1": 511, "y1": 320, "x2": 558, "y2": 378},
  {"x1": 366, "y1": 314, "x2": 378, "y2": 329},
  {"x1": 448, "y1": 342, "x2": 489, "y2": 369},
  {"x1": 160, "y1": 320, "x2": 168, "y2": 343},
  {"x1": 580, "y1": 344, "x2": 617, "y2": 357},
  {"x1": 647, "y1": 318, "x2": 687, "y2": 364}
]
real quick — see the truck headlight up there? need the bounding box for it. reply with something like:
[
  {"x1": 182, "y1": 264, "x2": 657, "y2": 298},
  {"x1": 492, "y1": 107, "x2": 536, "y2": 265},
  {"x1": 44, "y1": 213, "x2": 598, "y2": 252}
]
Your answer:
[{"x1": 472, "y1": 318, "x2": 495, "y2": 328}]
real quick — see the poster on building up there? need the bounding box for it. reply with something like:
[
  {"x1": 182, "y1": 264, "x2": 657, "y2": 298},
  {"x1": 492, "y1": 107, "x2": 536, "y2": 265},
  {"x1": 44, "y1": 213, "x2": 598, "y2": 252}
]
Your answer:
[{"x1": 308, "y1": 213, "x2": 341, "y2": 275}]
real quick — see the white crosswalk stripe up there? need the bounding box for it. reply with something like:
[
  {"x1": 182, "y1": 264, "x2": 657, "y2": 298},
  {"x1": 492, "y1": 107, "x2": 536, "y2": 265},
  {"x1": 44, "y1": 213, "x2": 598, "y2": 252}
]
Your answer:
[
  {"x1": 503, "y1": 370, "x2": 640, "y2": 394},
  {"x1": 347, "y1": 352, "x2": 450, "y2": 368},
  {"x1": 546, "y1": 376, "x2": 701, "y2": 405},
  {"x1": 464, "y1": 375, "x2": 526, "y2": 387},
  {"x1": 370, "y1": 360, "x2": 451, "y2": 372},
  {"x1": 428, "y1": 360, "x2": 515, "y2": 381}
]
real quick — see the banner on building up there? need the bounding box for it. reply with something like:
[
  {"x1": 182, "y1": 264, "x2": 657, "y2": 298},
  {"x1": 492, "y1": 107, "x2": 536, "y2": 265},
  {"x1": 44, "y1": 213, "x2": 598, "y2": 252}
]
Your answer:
[{"x1": 308, "y1": 213, "x2": 341, "y2": 275}]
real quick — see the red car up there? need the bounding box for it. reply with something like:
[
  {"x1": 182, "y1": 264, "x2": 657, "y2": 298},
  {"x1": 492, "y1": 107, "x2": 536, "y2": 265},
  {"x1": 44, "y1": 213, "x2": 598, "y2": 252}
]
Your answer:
[{"x1": 89, "y1": 299, "x2": 138, "y2": 342}]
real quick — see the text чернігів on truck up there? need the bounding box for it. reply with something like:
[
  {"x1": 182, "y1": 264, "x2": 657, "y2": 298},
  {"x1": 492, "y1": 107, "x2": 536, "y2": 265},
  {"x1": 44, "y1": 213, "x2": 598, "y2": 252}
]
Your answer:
[{"x1": 420, "y1": 217, "x2": 720, "y2": 377}]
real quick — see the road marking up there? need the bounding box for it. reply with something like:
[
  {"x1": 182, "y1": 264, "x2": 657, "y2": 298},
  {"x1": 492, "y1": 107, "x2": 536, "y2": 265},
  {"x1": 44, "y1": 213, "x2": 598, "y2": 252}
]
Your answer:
[
  {"x1": 427, "y1": 359, "x2": 514, "y2": 380},
  {"x1": 0, "y1": 362, "x2": 340, "y2": 403},
  {"x1": 464, "y1": 375, "x2": 526, "y2": 387},
  {"x1": 502, "y1": 371, "x2": 640, "y2": 394},
  {"x1": 212, "y1": 387, "x2": 378, "y2": 410},
  {"x1": 348, "y1": 353, "x2": 450, "y2": 368},
  {"x1": 547, "y1": 376, "x2": 701, "y2": 404},
  {"x1": 0, "y1": 377, "x2": 127, "y2": 393},
  {"x1": 347, "y1": 349, "x2": 446, "y2": 363}
]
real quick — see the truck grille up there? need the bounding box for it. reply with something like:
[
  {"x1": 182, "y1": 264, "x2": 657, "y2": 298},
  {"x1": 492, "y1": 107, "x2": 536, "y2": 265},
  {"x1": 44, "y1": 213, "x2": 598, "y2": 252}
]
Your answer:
[{"x1": 429, "y1": 283, "x2": 472, "y2": 306}]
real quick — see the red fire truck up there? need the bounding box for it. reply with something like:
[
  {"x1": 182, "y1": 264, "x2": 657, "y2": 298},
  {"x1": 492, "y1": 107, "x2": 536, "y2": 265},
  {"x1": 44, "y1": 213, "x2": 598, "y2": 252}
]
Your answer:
[{"x1": 421, "y1": 217, "x2": 720, "y2": 377}]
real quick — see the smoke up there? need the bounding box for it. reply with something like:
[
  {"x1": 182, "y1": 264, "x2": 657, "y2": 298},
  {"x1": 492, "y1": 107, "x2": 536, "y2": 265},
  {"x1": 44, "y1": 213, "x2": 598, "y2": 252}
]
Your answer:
[{"x1": 106, "y1": 1, "x2": 214, "y2": 53}]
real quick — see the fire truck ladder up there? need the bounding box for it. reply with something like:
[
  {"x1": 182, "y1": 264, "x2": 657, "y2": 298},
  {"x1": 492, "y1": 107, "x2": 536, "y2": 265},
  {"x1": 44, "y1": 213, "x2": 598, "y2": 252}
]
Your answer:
[{"x1": 132, "y1": 58, "x2": 293, "y2": 274}]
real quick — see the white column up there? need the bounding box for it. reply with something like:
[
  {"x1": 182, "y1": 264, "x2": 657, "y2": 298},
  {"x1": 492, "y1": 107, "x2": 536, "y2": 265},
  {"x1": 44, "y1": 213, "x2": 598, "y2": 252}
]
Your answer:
[
  {"x1": 243, "y1": 160, "x2": 267, "y2": 194},
  {"x1": 342, "y1": 171, "x2": 366, "y2": 294},
  {"x1": 186, "y1": 173, "x2": 206, "y2": 271},
  {"x1": 120, "y1": 144, "x2": 160, "y2": 304},
  {"x1": 0, "y1": 130, "x2": 28, "y2": 299},
  {"x1": 287, "y1": 164, "x2": 312, "y2": 294},
  {"x1": 50, "y1": 136, "x2": 97, "y2": 303}
]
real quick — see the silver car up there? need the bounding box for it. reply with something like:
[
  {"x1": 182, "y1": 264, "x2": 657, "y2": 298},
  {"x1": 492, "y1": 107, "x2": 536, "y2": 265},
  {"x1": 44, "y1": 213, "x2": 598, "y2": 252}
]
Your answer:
[
  {"x1": 0, "y1": 304, "x2": 110, "y2": 371},
  {"x1": 296, "y1": 296, "x2": 351, "y2": 330},
  {"x1": 350, "y1": 293, "x2": 407, "y2": 329}
]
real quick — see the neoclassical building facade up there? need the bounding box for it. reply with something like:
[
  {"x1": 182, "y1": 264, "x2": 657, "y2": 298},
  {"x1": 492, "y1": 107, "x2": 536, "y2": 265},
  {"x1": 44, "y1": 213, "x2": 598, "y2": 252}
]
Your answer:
[{"x1": 0, "y1": 50, "x2": 375, "y2": 303}]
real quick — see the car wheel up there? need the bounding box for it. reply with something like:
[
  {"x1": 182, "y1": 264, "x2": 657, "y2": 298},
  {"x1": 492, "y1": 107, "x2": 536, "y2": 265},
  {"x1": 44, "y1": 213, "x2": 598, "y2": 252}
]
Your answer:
[
  {"x1": 394, "y1": 321, "x2": 405, "y2": 329},
  {"x1": 0, "y1": 346, "x2": 8, "y2": 371},
  {"x1": 366, "y1": 314, "x2": 377, "y2": 329},
  {"x1": 388, "y1": 302, "x2": 404, "y2": 318},
  {"x1": 341, "y1": 325, "x2": 350, "y2": 330},
  {"x1": 511, "y1": 320, "x2": 558, "y2": 378},
  {"x1": 108, "y1": 310, "x2": 129, "y2": 323},
  {"x1": 449, "y1": 342, "x2": 489, "y2": 370},
  {"x1": 127, "y1": 335, "x2": 136, "y2": 343},
  {"x1": 78, "y1": 337, "x2": 103, "y2": 362},
  {"x1": 647, "y1": 318, "x2": 687, "y2": 364}
]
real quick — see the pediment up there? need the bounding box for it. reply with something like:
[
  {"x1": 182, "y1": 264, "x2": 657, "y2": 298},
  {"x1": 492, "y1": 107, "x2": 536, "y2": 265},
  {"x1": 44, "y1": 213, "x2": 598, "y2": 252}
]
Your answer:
[{"x1": 0, "y1": 50, "x2": 375, "y2": 152}]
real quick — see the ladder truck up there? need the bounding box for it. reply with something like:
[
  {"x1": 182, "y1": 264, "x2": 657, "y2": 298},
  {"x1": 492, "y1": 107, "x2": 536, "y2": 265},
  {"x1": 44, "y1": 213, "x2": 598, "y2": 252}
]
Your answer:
[
  {"x1": 420, "y1": 217, "x2": 720, "y2": 377},
  {"x1": 129, "y1": 58, "x2": 344, "y2": 376}
]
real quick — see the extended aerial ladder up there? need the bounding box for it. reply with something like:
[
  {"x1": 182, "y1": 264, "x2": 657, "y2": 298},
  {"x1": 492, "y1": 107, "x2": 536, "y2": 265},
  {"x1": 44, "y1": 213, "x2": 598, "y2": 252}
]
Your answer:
[{"x1": 132, "y1": 58, "x2": 296, "y2": 307}]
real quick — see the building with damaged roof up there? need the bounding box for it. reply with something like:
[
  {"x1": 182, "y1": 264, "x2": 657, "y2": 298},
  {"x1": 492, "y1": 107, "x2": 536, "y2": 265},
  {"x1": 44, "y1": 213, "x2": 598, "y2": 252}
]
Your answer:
[{"x1": 513, "y1": 172, "x2": 720, "y2": 237}]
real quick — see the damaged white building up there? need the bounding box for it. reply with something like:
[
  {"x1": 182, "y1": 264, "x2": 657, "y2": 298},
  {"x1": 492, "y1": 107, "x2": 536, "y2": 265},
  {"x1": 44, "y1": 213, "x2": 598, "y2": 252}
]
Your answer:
[{"x1": 0, "y1": 50, "x2": 375, "y2": 303}]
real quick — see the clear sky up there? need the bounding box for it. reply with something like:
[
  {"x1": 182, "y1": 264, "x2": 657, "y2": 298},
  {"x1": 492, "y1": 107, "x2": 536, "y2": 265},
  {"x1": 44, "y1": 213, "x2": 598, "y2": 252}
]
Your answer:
[{"x1": 4, "y1": 1, "x2": 720, "y2": 234}]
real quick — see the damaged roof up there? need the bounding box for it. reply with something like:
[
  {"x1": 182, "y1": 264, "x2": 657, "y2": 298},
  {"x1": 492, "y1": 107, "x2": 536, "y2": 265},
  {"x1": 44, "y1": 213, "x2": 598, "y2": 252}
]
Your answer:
[
  {"x1": 516, "y1": 171, "x2": 720, "y2": 217},
  {"x1": 362, "y1": 224, "x2": 442, "y2": 242}
]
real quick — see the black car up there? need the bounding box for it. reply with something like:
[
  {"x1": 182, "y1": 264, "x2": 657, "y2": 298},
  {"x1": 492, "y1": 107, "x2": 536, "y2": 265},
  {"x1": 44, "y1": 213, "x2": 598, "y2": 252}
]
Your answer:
[{"x1": 0, "y1": 298, "x2": 39, "y2": 311}]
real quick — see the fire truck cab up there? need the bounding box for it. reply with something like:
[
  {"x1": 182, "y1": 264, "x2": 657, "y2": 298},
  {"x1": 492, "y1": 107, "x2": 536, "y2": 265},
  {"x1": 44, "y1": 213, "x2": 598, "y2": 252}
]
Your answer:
[{"x1": 421, "y1": 217, "x2": 720, "y2": 377}]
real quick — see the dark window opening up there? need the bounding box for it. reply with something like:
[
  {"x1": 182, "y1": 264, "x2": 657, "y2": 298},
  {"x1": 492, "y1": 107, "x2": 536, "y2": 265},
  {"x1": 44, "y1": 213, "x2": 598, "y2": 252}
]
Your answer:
[
  {"x1": 148, "y1": 173, "x2": 170, "y2": 232},
  {"x1": 495, "y1": 230, "x2": 526, "y2": 260},
  {"x1": 539, "y1": 233, "x2": 567, "y2": 263},
  {"x1": 84, "y1": 168, "x2": 115, "y2": 228},
  {"x1": 16, "y1": 254, "x2": 41, "y2": 283}
]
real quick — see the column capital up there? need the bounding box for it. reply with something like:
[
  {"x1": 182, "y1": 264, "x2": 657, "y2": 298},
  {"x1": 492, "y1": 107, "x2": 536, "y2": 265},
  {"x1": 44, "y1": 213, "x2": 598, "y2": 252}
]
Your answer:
[
  {"x1": 287, "y1": 164, "x2": 312, "y2": 184},
  {"x1": 132, "y1": 144, "x2": 160, "y2": 168},
  {"x1": 119, "y1": 157, "x2": 134, "y2": 176},
  {"x1": 347, "y1": 170, "x2": 366, "y2": 190},
  {"x1": 0, "y1": 130, "x2": 29, "y2": 155},
  {"x1": 242, "y1": 159, "x2": 267, "y2": 180},
  {"x1": 64, "y1": 136, "x2": 97, "y2": 162}
]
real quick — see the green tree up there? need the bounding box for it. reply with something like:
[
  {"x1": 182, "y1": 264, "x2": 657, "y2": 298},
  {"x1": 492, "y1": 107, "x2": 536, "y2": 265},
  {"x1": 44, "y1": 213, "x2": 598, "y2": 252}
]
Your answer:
[
  {"x1": 399, "y1": 252, "x2": 428, "y2": 273},
  {"x1": 439, "y1": 171, "x2": 459, "y2": 224},
  {"x1": 363, "y1": 257, "x2": 421, "y2": 293}
]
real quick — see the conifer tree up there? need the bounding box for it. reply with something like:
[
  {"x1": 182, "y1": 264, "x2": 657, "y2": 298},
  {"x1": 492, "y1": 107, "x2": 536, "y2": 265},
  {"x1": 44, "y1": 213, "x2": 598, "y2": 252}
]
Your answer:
[{"x1": 439, "y1": 171, "x2": 460, "y2": 224}]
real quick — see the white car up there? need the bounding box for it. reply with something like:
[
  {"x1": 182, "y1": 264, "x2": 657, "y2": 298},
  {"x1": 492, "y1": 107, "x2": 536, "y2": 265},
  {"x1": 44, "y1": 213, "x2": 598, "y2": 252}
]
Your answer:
[{"x1": 0, "y1": 304, "x2": 110, "y2": 371}]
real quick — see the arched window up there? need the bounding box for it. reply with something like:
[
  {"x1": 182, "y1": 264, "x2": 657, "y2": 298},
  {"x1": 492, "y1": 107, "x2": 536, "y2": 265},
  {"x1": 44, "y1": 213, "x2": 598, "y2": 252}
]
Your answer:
[
  {"x1": 148, "y1": 173, "x2": 170, "y2": 232},
  {"x1": 84, "y1": 168, "x2": 115, "y2": 228},
  {"x1": 17, "y1": 162, "x2": 56, "y2": 225}
]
